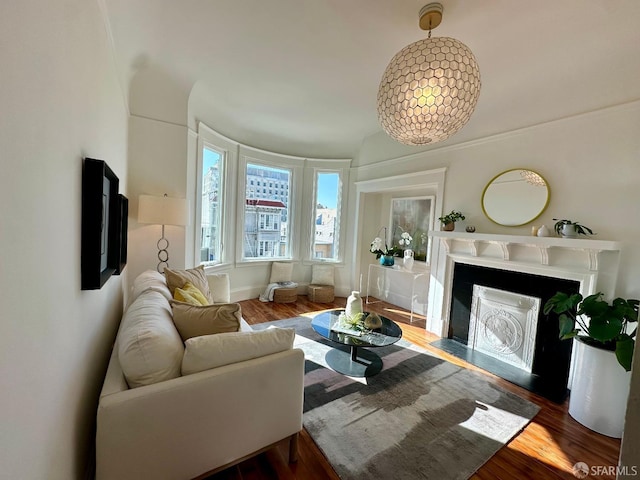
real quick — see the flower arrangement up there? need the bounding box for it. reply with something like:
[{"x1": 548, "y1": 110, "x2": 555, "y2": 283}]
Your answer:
[
  {"x1": 369, "y1": 226, "x2": 412, "y2": 258},
  {"x1": 370, "y1": 227, "x2": 396, "y2": 258}
]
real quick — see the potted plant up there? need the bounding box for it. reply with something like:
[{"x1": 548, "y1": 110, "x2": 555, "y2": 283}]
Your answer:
[
  {"x1": 552, "y1": 218, "x2": 595, "y2": 238},
  {"x1": 438, "y1": 210, "x2": 465, "y2": 231},
  {"x1": 543, "y1": 291, "x2": 638, "y2": 437}
]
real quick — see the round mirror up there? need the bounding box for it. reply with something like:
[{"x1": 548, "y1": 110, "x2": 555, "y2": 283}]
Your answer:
[{"x1": 482, "y1": 169, "x2": 550, "y2": 226}]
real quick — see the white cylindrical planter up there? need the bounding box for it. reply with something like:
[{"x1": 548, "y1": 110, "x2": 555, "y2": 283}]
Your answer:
[{"x1": 569, "y1": 338, "x2": 632, "y2": 438}]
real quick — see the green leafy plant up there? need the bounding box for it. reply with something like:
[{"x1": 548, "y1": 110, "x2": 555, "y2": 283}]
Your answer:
[
  {"x1": 543, "y1": 292, "x2": 638, "y2": 371},
  {"x1": 438, "y1": 210, "x2": 465, "y2": 225},
  {"x1": 552, "y1": 218, "x2": 595, "y2": 236}
]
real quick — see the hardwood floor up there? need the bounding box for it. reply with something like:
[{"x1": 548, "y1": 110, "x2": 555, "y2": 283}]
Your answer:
[{"x1": 207, "y1": 295, "x2": 621, "y2": 480}]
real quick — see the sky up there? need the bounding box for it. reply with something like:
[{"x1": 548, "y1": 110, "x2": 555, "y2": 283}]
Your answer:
[
  {"x1": 203, "y1": 148, "x2": 338, "y2": 209},
  {"x1": 317, "y1": 172, "x2": 338, "y2": 209}
]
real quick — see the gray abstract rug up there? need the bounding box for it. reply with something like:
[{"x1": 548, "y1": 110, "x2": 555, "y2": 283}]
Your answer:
[{"x1": 254, "y1": 317, "x2": 540, "y2": 480}]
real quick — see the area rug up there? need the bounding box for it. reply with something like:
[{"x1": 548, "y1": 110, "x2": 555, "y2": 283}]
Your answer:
[{"x1": 253, "y1": 317, "x2": 540, "y2": 480}]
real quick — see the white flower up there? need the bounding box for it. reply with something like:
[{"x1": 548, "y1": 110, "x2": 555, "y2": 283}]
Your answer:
[
  {"x1": 370, "y1": 237, "x2": 383, "y2": 252},
  {"x1": 398, "y1": 232, "x2": 412, "y2": 246}
]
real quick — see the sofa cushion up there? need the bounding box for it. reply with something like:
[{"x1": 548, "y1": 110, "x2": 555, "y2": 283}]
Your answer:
[
  {"x1": 118, "y1": 291, "x2": 185, "y2": 388},
  {"x1": 171, "y1": 302, "x2": 241, "y2": 341},
  {"x1": 207, "y1": 273, "x2": 231, "y2": 303},
  {"x1": 181, "y1": 327, "x2": 296, "y2": 375},
  {"x1": 165, "y1": 265, "x2": 214, "y2": 304},
  {"x1": 269, "y1": 262, "x2": 293, "y2": 283},
  {"x1": 174, "y1": 282, "x2": 209, "y2": 306},
  {"x1": 311, "y1": 264, "x2": 335, "y2": 286},
  {"x1": 130, "y1": 270, "x2": 172, "y2": 303}
]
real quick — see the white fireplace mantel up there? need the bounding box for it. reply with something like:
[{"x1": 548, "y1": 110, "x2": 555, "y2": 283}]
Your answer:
[
  {"x1": 430, "y1": 231, "x2": 620, "y2": 271},
  {"x1": 426, "y1": 231, "x2": 621, "y2": 337}
]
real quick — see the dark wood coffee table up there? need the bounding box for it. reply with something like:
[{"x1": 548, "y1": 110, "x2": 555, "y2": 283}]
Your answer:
[{"x1": 311, "y1": 309, "x2": 402, "y2": 377}]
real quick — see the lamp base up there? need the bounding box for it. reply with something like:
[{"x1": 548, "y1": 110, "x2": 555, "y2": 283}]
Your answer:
[{"x1": 156, "y1": 225, "x2": 170, "y2": 273}]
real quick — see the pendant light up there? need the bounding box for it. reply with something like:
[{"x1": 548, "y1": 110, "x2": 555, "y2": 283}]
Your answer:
[{"x1": 377, "y1": 3, "x2": 481, "y2": 146}]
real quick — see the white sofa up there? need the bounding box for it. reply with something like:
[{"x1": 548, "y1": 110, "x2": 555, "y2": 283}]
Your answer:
[{"x1": 96, "y1": 270, "x2": 305, "y2": 480}]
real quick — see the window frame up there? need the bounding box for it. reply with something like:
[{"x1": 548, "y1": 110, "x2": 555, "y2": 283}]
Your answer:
[
  {"x1": 193, "y1": 124, "x2": 238, "y2": 268},
  {"x1": 310, "y1": 168, "x2": 344, "y2": 263}
]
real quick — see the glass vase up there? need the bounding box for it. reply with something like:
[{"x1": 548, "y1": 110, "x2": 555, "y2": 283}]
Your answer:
[{"x1": 380, "y1": 255, "x2": 394, "y2": 266}]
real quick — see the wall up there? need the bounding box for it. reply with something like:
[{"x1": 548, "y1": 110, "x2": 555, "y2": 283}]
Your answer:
[
  {"x1": 126, "y1": 68, "x2": 192, "y2": 284},
  {"x1": 0, "y1": 1, "x2": 129, "y2": 479}
]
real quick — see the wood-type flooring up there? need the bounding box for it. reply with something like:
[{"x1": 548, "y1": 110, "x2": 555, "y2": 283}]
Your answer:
[{"x1": 206, "y1": 295, "x2": 621, "y2": 480}]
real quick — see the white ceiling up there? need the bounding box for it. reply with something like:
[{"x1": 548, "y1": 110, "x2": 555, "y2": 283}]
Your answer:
[{"x1": 103, "y1": 0, "x2": 640, "y2": 158}]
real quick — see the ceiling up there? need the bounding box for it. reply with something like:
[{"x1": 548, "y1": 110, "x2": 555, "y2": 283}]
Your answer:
[{"x1": 103, "y1": 0, "x2": 640, "y2": 159}]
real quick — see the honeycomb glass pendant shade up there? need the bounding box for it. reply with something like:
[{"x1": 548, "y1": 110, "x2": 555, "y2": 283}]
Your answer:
[{"x1": 377, "y1": 3, "x2": 481, "y2": 146}]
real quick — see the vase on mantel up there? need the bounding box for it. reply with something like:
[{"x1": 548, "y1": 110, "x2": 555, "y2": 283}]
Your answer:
[
  {"x1": 379, "y1": 255, "x2": 394, "y2": 266},
  {"x1": 537, "y1": 225, "x2": 551, "y2": 237}
]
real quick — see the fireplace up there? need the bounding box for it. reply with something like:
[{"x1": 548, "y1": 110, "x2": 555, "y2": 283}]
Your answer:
[
  {"x1": 435, "y1": 263, "x2": 579, "y2": 402},
  {"x1": 427, "y1": 231, "x2": 621, "y2": 403}
]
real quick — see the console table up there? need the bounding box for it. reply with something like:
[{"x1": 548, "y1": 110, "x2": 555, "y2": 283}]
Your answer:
[{"x1": 365, "y1": 263, "x2": 429, "y2": 322}]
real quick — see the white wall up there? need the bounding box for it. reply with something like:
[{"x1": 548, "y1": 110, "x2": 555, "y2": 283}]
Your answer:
[
  {"x1": 126, "y1": 67, "x2": 192, "y2": 284},
  {"x1": 0, "y1": 1, "x2": 129, "y2": 479}
]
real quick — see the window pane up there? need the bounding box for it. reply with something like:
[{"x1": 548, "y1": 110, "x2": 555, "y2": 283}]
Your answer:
[
  {"x1": 314, "y1": 172, "x2": 341, "y2": 261},
  {"x1": 243, "y1": 163, "x2": 291, "y2": 259},
  {"x1": 201, "y1": 147, "x2": 223, "y2": 263}
]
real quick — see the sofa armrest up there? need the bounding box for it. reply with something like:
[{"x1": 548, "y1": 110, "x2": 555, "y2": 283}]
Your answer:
[{"x1": 96, "y1": 348, "x2": 305, "y2": 480}]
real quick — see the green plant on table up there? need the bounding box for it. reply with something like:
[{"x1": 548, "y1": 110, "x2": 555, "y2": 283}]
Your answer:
[{"x1": 543, "y1": 292, "x2": 639, "y2": 371}]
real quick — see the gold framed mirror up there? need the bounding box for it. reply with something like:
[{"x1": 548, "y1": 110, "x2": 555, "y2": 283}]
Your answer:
[{"x1": 481, "y1": 169, "x2": 550, "y2": 226}]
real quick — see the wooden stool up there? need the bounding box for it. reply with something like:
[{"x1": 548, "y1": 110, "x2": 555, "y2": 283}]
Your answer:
[
  {"x1": 273, "y1": 286, "x2": 298, "y2": 303},
  {"x1": 307, "y1": 284, "x2": 335, "y2": 303}
]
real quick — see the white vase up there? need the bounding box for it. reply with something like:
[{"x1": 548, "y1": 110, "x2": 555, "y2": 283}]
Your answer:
[
  {"x1": 537, "y1": 224, "x2": 551, "y2": 237},
  {"x1": 403, "y1": 249, "x2": 414, "y2": 270},
  {"x1": 345, "y1": 291, "x2": 363, "y2": 318},
  {"x1": 569, "y1": 338, "x2": 631, "y2": 438}
]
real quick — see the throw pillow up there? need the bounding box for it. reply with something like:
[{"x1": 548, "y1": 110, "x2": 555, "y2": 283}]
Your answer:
[
  {"x1": 174, "y1": 282, "x2": 209, "y2": 306},
  {"x1": 181, "y1": 327, "x2": 295, "y2": 375},
  {"x1": 171, "y1": 302, "x2": 241, "y2": 341},
  {"x1": 206, "y1": 273, "x2": 231, "y2": 303},
  {"x1": 269, "y1": 262, "x2": 293, "y2": 283},
  {"x1": 311, "y1": 265, "x2": 335, "y2": 286},
  {"x1": 164, "y1": 265, "x2": 214, "y2": 304}
]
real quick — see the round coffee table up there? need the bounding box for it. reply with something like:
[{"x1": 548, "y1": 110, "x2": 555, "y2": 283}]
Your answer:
[{"x1": 311, "y1": 309, "x2": 402, "y2": 377}]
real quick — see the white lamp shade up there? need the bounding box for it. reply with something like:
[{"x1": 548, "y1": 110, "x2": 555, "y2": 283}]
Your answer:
[{"x1": 138, "y1": 194, "x2": 189, "y2": 226}]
